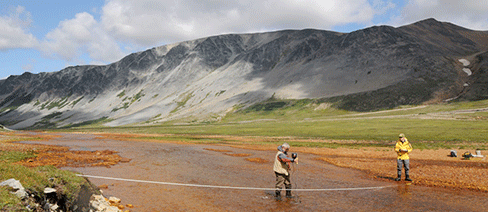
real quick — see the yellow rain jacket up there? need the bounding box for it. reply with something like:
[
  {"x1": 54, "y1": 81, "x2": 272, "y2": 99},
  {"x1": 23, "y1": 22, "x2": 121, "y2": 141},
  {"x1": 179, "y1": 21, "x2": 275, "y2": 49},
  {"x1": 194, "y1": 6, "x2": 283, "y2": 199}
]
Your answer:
[{"x1": 395, "y1": 138, "x2": 413, "y2": 160}]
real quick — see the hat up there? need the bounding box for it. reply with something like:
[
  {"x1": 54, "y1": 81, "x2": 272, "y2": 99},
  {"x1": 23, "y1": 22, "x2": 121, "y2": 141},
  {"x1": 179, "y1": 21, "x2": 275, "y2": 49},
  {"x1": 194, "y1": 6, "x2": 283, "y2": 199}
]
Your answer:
[{"x1": 399, "y1": 133, "x2": 405, "y2": 138}]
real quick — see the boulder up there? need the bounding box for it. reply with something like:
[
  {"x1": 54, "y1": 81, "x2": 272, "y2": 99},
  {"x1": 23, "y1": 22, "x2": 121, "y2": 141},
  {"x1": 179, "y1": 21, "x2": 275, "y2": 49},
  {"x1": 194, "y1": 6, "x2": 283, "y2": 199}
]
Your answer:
[
  {"x1": 90, "y1": 194, "x2": 121, "y2": 212},
  {"x1": 0, "y1": 178, "x2": 27, "y2": 199}
]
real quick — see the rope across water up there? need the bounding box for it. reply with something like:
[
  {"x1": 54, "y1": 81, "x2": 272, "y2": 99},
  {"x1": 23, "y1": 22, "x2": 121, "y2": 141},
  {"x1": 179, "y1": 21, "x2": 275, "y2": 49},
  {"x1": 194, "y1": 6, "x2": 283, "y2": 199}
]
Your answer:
[{"x1": 77, "y1": 174, "x2": 394, "y2": 191}]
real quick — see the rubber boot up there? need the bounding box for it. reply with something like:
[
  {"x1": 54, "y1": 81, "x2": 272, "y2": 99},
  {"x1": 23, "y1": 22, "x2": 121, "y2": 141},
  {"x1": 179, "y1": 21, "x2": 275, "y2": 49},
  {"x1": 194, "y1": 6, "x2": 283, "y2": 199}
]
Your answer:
[
  {"x1": 405, "y1": 175, "x2": 412, "y2": 181},
  {"x1": 395, "y1": 175, "x2": 401, "y2": 181},
  {"x1": 286, "y1": 190, "x2": 292, "y2": 198},
  {"x1": 275, "y1": 190, "x2": 281, "y2": 200},
  {"x1": 285, "y1": 185, "x2": 292, "y2": 198}
]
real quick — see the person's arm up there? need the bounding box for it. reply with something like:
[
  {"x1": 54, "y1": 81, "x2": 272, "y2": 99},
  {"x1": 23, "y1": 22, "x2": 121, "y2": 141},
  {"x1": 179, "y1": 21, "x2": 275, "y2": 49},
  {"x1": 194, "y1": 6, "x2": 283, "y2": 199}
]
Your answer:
[
  {"x1": 278, "y1": 153, "x2": 295, "y2": 162},
  {"x1": 406, "y1": 142, "x2": 413, "y2": 153},
  {"x1": 394, "y1": 142, "x2": 401, "y2": 153}
]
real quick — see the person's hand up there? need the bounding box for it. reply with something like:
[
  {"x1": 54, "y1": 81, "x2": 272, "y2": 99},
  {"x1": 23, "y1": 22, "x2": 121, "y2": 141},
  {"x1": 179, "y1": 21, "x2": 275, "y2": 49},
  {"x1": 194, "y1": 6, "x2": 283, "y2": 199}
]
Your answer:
[{"x1": 295, "y1": 158, "x2": 298, "y2": 164}]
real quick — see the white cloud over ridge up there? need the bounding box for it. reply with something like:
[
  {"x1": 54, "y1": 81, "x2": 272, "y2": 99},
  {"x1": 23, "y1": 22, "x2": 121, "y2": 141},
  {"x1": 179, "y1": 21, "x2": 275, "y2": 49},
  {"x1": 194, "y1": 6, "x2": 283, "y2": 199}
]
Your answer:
[
  {"x1": 40, "y1": 12, "x2": 125, "y2": 63},
  {"x1": 0, "y1": 6, "x2": 38, "y2": 50},
  {"x1": 38, "y1": 0, "x2": 388, "y2": 66},
  {"x1": 100, "y1": 0, "x2": 378, "y2": 46},
  {"x1": 3, "y1": 0, "x2": 488, "y2": 76},
  {"x1": 398, "y1": 0, "x2": 488, "y2": 30}
]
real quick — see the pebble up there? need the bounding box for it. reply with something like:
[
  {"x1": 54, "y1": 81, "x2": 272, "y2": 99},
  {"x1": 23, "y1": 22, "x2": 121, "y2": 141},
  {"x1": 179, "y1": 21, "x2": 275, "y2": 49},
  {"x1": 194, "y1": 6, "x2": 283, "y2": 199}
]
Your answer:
[
  {"x1": 109, "y1": 196, "x2": 121, "y2": 204},
  {"x1": 44, "y1": 187, "x2": 57, "y2": 194}
]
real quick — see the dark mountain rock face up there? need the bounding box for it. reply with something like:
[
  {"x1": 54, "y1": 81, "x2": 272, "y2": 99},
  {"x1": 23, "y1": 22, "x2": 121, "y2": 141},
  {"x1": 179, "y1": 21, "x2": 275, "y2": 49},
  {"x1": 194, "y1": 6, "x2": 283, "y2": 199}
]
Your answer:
[{"x1": 1, "y1": 18, "x2": 487, "y2": 129}]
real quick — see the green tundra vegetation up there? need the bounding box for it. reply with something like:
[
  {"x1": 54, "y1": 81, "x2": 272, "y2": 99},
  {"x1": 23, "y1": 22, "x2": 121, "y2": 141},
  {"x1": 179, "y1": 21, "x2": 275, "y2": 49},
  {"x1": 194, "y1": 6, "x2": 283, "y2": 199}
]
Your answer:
[{"x1": 62, "y1": 98, "x2": 488, "y2": 150}]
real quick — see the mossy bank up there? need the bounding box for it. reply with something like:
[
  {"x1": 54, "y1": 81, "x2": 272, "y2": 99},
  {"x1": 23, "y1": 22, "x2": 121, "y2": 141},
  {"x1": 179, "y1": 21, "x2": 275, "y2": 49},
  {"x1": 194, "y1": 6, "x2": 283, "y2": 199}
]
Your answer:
[{"x1": 0, "y1": 133, "x2": 100, "y2": 211}]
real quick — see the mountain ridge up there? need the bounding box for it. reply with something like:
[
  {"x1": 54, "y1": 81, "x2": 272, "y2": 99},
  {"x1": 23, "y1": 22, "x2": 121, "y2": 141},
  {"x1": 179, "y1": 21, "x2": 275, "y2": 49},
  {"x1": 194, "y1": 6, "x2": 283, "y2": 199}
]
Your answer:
[{"x1": 1, "y1": 18, "x2": 488, "y2": 129}]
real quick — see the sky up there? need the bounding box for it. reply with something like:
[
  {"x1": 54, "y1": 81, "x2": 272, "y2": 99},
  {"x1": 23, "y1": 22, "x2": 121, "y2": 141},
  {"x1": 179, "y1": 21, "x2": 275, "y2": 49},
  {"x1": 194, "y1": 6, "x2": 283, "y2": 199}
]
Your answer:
[{"x1": 1, "y1": 0, "x2": 488, "y2": 80}]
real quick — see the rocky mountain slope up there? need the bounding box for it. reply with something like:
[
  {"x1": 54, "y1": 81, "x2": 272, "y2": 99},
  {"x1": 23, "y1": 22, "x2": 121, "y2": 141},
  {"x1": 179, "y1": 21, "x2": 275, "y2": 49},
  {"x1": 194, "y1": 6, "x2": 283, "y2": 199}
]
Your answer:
[{"x1": 1, "y1": 18, "x2": 487, "y2": 129}]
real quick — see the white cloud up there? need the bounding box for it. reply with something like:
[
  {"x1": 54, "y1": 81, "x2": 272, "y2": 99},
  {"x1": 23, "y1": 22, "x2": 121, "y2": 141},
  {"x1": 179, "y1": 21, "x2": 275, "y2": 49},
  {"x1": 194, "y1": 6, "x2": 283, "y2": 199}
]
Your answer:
[
  {"x1": 0, "y1": 6, "x2": 38, "y2": 50},
  {"x1": 398, "y1": 0, "x2": 488, "y2": 30},
  {"x1": 100, "y1": 0, "x2": 377, "y2": 46},
  {"x1": 372, "y1": 0, "x2": 396, "y2": 15},
  {"x1": 40, "y1": 12, "x2": 125, "y2": 63},
  {"x1": 22, "y1": 59, "x2": 36, "y2": 72}
]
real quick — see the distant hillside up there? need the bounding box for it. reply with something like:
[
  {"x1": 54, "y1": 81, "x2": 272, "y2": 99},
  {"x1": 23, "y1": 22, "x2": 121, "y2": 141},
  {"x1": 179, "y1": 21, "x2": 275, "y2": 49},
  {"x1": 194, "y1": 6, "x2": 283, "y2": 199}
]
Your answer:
[{"x1": 1, "y1": 18, "x2": 487, "y2": 129}]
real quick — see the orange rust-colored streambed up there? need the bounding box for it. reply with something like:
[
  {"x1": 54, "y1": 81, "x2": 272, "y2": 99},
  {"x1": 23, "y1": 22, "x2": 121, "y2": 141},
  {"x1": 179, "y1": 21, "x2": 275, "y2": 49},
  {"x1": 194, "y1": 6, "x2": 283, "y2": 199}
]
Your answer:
[{"x1": 14, "y1": 133, "x2": 488, "y2": 211}]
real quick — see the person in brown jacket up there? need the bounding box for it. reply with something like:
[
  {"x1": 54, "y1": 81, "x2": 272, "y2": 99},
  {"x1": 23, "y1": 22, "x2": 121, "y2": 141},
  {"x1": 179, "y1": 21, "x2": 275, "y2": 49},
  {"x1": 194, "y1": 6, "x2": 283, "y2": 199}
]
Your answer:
[{"x1": 273, "y1": 143, "x2": 298, "y2": 199}]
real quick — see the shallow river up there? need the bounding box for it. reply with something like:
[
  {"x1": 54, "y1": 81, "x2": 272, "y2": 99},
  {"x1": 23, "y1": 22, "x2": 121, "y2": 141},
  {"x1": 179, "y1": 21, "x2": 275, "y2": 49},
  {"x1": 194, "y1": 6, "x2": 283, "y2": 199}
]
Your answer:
[{"x1": 21, "y1": 133, "x2": 488, "y2": 211}]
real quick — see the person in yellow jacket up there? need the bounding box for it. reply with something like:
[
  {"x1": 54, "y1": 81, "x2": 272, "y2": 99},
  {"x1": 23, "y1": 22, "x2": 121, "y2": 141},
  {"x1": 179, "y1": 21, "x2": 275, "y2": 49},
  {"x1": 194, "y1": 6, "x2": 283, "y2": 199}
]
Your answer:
[
  {"x1": 395, "y1": 133, "x2": 413, "y2": 181},
  {"x1": 273, "y1": 143, "x2": 298, "y2": 199}
]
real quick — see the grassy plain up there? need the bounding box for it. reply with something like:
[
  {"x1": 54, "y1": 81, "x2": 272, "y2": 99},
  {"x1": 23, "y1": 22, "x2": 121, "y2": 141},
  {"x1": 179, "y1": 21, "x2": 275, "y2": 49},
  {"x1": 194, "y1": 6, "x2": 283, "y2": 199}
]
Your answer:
[{"x1": 65, "y1": 99, "x2": 488, "y2": 150}]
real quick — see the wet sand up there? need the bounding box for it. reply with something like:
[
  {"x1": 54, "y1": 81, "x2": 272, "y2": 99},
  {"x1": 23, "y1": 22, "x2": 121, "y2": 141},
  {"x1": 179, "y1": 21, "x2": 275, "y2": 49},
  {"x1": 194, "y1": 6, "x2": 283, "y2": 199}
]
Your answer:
[{"x1": 20, "y1": 133, "x2": 488, "y2": 211}]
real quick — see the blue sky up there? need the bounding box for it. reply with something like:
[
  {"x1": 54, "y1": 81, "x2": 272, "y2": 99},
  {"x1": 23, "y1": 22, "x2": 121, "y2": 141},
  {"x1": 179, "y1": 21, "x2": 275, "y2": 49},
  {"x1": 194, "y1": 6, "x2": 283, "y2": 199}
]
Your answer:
[{"x1": 1, "y1": 0, "x2": 487, "y2": 80}]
